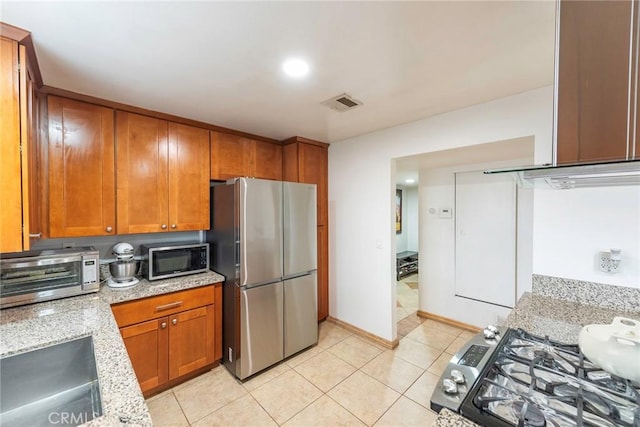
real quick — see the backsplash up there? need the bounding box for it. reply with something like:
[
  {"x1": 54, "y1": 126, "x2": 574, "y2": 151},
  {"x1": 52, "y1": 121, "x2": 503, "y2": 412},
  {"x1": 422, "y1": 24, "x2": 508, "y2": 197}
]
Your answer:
[
  {"x1": 31, "y1": 231, "x2": 203, "y2": 261},
  {"x1": 532, "y1": 274, "x2": 640, "y2": 313}
]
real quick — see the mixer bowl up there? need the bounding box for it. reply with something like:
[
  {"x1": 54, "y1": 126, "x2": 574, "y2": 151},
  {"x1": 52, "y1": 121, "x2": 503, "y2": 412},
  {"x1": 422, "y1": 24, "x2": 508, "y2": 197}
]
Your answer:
[{"x1": 109, "y1": 260, "x2": 139, "y2": 282}]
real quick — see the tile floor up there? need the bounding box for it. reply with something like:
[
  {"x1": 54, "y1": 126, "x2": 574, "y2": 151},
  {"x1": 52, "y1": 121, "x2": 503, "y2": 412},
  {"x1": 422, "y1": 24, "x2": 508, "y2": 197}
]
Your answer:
[{"x1": 147, "y1": 274, "x2": 469, "y2": 426}]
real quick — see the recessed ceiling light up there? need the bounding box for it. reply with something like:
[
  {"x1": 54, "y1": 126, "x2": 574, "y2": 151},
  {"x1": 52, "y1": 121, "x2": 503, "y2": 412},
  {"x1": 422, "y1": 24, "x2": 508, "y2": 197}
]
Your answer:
[
  {"x1": 282, "y1": 58, "x2": 310, "y2": 78},
  {"x1": 405, "y1": 179, "x2": 415, "y2": 184}
]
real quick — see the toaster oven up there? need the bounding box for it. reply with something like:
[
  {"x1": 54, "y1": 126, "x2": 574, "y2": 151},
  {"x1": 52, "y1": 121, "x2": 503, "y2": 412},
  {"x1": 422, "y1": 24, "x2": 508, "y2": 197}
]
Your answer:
[{"x1": 0, "y1": 247, "x2": 100, "y2": 309}]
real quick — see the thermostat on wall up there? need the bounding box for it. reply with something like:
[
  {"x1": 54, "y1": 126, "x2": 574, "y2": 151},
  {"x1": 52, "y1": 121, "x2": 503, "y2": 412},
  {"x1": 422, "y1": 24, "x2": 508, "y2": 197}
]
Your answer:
[{"x1": 439, "y1": 208, "x2": 452, "y2": 218}]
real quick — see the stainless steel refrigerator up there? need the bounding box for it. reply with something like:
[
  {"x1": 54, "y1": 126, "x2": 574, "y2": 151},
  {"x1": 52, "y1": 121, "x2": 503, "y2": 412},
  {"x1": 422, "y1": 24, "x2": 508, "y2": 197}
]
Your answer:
[{"x1": 207, "y1": 178, "x2": 318, "y2": 380}]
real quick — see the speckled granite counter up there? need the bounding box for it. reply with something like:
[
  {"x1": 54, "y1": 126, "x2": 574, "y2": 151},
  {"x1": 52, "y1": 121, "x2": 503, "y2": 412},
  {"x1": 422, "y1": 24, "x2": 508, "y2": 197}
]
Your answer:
[
  {"x1": 432, "y1": 279, "x2": 640, "y2": 427},
  {"x1": 0, "y1": 270, "x2": 224, "y2": 426}
]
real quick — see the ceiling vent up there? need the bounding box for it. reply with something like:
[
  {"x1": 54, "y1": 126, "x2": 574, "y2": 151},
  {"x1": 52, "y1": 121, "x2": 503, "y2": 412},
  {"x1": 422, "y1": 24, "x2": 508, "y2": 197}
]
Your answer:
[{"x1": 321, "y1": 93, "x2": 363, "y2": 112}]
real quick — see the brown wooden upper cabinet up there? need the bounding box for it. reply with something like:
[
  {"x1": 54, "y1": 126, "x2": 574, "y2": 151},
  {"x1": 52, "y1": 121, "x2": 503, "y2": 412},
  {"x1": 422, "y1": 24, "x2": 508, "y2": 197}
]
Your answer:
[
  {"x1": 556, "y1": 0, "x2": 639, "y2": 163},
  {"x1": 117, "y1": 111, "x2": 210, "y2": 234},
  {"x1": 282, "y1": 136, "x2": 329, "y2": 321},
  {"x1": 210, "y1": 131, "x2": 282, "y2": 181},
  {"x1": 0, "y1": 36, "x2": 40, "y2": 252},
  {"x1": 47, "y1": 96, "x2": 116, "y2": 238}
]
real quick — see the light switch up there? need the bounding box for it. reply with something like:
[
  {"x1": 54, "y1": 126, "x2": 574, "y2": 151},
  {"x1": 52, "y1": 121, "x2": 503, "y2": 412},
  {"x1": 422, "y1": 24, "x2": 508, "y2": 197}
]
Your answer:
[{"x1": 438, "y1": 208, "x2": 452, "y2": 219}]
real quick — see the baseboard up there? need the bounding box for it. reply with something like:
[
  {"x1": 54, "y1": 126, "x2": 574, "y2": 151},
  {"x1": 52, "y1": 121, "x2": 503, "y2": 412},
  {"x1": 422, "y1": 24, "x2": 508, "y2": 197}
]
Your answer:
[
  {"x1": 416, "y1": 310, "x2": 481, "y2": 333},
  {"x1": 326, "y1": 316, "x2": 399, "y2": 349}
]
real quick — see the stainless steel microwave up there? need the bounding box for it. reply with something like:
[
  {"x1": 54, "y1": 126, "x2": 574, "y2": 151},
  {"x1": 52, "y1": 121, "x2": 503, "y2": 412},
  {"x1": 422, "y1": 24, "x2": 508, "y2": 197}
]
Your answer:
[
  {"x1": 140, "y1": 242, "x2": 209, "y2": 281},
  {"x1": 0, "y1": 247, "x2": 100, "y2": 309}
]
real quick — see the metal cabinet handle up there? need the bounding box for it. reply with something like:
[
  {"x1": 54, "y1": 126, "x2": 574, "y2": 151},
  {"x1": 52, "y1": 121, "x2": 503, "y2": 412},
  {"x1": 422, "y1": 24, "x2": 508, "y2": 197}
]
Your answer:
[
  {"x1": 161, "y1": 322, "x2": 167, "y2": 329},
  {"x1": 172, "y1": 318, "x2": 178, "y2": 325},
  {"x1": 161, "y1": 224, "x2": 167, "y2": 229},
  {"x1": 105, "y1": 226, "x2": 113, "y2": 233},
  {"x1": 155, "y1": 301, "x2": 183, "y2": 311},
  {"x1": 171, "y1": 224, "x2": 177, "y2": 229},
  {"x1": 29, "y1": 233, "x2": 42, "y2": 238}
]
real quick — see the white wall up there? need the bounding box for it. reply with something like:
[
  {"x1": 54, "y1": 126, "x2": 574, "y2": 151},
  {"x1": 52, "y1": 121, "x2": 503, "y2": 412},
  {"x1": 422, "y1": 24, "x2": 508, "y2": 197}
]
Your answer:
[
  {"x1": 406, "y1": 187, "x2": 419, "y2": 252},
  {"x1": 329, "y1": 86, "x2": 553, "y2": 341},
  {"x1": 533, "y1": 186, "x2": 640, "y2": 288},
  {"x1": 419, "y1": 157, "x2": 533, "y2": 328}
]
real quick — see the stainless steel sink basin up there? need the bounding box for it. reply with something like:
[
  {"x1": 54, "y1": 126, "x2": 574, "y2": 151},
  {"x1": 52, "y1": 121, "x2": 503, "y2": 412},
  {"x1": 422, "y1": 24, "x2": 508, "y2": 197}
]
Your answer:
[{"x1": 0, "y1": 336, "x2": 102, "y2": 426}]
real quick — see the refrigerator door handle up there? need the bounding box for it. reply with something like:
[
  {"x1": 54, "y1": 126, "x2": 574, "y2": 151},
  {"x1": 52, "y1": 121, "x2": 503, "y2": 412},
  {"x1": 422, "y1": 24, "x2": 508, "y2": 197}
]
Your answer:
[{"x1": 240, "y1": 178, "x2": 248, "y2": 287}]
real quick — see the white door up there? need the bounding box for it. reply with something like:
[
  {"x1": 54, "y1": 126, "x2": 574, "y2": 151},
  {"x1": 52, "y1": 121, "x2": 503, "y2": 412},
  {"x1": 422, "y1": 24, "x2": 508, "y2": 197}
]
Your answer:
[{"x1": 454, "y1": 171, "x2": 516, "y2": 308}]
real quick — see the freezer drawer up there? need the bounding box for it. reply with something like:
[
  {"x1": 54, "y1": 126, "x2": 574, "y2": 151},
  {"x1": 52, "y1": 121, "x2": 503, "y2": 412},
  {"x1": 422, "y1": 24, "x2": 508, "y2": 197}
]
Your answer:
[
  {"x1": 239, "y1": 282, "x2": 284, "y2": 379},
  {"x1": 283, "y1": 182, "x2": 317, "y2": 277},
  {"x1": 284, "y1": 273, "x2": 318, "y2": 358}
]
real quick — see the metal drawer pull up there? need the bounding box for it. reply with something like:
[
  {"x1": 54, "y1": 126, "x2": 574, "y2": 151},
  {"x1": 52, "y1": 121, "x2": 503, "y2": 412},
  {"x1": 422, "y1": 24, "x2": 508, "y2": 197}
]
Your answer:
[
  {"x1": 161, "y1": 322, "x2": 167, "y2": 329},
  {"x1": 155, "y1": 301, "x2": 183, "y2": 311},
  {"x1": 172, "y1": 318, "x2": 178, "y2": 325}
]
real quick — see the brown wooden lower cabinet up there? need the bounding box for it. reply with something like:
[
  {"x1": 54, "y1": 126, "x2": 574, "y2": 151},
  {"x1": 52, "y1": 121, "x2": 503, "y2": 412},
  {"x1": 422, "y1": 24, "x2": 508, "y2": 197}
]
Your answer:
[{"x1": 112, "y1": 283, "x2": 222, "y2": 396}]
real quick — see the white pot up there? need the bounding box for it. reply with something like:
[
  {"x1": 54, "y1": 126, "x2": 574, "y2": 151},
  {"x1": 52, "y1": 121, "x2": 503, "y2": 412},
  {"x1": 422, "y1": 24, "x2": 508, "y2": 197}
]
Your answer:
[{"x1": 578, "y1": 317, "x2": 640, "y2": 383}]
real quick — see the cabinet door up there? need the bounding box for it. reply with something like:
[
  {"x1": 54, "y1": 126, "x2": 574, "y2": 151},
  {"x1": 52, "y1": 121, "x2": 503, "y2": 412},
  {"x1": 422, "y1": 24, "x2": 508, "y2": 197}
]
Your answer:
[
  {"x1": 48, "y1": 96, "x2": 115, "y2": 237},
  {"x1": 253, "y1": 140, "x2": 282, "y2": 180},
  {"x1": 299, "y1": 143, "x2": 328, "y2": 226},
  {"x1": 116, "y1": 112, "x2": 169, "y2": 234},
  {"x1": 210, "y1": 131, "x2": 250, "y2": 180},
  {"x1": 168, "y1": 305, "x2": 215, "y2": 380},
  {"x1": 120, "y1": 317, "x2": 169, "y2": 393},
  {"x1": 0, "y1": 37, "x2": 22, "y2": 252},
  {"x1": 557, "y1": 0, "x2": 632, "y2": 164},
  {"x1": 168, "y1": 123, "x2": 210, "y2": 231}
]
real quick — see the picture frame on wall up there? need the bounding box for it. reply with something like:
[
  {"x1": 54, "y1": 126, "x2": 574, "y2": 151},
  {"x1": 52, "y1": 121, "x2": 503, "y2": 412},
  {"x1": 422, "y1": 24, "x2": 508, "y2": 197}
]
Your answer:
[{"x1": 396, "y1": 189, "x2": 402, "y2": 233}]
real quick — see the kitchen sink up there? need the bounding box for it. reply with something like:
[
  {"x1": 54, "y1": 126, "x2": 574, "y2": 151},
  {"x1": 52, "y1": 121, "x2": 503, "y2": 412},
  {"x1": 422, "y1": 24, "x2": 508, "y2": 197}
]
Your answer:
[{"x1": 0, "y1": 336, "x2": 102, "y2": 426}]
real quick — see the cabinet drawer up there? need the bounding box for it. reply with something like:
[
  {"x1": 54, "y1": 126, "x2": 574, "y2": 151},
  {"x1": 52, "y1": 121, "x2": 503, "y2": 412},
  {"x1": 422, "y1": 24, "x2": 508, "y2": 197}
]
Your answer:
[{"x1": 112, "y1": 285, "x2": 215, "y2": 327}]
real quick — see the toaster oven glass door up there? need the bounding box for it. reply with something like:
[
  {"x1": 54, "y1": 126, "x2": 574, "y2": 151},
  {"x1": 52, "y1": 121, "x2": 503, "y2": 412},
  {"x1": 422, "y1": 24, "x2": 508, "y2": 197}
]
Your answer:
[{"x1": 0, "y1": 260, "x2": 82, "y2": 299}]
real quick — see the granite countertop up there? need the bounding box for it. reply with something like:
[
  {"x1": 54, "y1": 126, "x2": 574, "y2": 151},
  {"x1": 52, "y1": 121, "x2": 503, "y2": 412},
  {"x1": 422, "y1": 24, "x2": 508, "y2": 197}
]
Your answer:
[
  {"x1": 0, "y1": 270, "x2": 224, "y2": 426},
  {"x1": 432, "y1": 284, "x2": 640, "y2": 427}
]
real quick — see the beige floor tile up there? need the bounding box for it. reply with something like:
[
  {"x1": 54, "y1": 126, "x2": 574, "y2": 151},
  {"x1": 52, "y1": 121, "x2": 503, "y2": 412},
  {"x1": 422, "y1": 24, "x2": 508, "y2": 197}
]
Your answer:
[
  {"x1": 285, "y1": 344, "x2": 325, "y2": 368},
  {"x1": 250, "y1": 369, "x2": 323, "y2": 424},
  {"x1": 397, "y1": 316, "x2": 422, "y2": 337},
  {"x1": 427, "y1": 352, "x2": 453, "y2": 376},
  {"x1": 242, "y1": 362, "x2": 291, "y2": 392},
  {"x1": 293, "y1": 350, "x2": 356, "y2": 392},
  {"x1": 361, "y1": 351, "x2": 424, "y2": 393},
  {"x1": 404, "y1": 371, "x2": 441, "y2": 409},
  {"x1": 327, "y1": 371, "x2": 400, "y2": 426},
  {"x1": 171, "y1": 365, "x2": 216, "y2": 392},
  {"x1": 191, "y1": 394, "x2": 277, "y2": 427},
  {"x1": 146, "y1": 391, "x2": 189, "y2": 427},
  {"x1": 174, "y1": 366, "x2": 248, "y2": 424},
  {"x1": 459, "y1": 330, "x2": 477, "y2": 340},
  {"x1": 374, "y1": 395, "x2": 438, "y2": 426},
  {"x1": 328, "y1": 336, "x2": 383, "y2": 368},
  {"x1": 317, "y1": 322, "x2": 352, "y2": 349},
  {"x1": 145, "y1": 388, "x2": 174, "y2": 403},
  {"x1": 405, "y1": 323, "x2": 458, "y2": 351},
  {"x1": 391, "y1": 337, "x2": 442, "y2": 369},
  {"x1": 397, "y1": 306, "x2": 411, "y2": 321},
  {"x1": 423, "y1": 319, "x2": 464, "y2": 336},
  {"x1": 445, "y1": 335, "x2": 469, "y2": 355},
  {"x1": 283, "y1": 395, "x2": 366, "y2": 427}
]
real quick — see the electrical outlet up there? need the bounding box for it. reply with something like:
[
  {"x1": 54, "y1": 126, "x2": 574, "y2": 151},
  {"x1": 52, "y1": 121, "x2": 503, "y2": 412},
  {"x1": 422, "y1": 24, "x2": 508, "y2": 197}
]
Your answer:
[
  {"x1": 599, "y1": 252, "x2": 620, "y2": 273},
  {"x1": 62, "y1": 241, "x2": 75, "y2": 249}
]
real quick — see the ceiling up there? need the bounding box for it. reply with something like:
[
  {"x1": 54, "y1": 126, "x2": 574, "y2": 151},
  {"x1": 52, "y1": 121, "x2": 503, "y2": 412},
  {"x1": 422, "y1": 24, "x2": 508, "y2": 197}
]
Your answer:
[{"x1": 2, "y1": 1, "x2": 555, "y2": 144}]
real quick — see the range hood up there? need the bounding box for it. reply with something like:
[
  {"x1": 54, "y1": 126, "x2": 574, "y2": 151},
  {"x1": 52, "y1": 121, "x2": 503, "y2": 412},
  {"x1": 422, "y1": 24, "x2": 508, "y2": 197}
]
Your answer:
[{"x1": 485, "y1": 160, "x2": 640, "y2": 189}]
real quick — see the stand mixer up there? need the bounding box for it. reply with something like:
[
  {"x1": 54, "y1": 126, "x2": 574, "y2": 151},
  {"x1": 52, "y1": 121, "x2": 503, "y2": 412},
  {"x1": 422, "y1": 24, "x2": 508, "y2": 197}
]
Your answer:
[{"x1": 108, "y1": 242, "x2": 139, "y2": 288}]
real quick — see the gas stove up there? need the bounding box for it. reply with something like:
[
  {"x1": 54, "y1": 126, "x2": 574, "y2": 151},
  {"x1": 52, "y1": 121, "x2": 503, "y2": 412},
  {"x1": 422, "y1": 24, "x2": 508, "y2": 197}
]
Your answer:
[{"x1": 431, "y1": 327, "x2": 640, "y2": 427}]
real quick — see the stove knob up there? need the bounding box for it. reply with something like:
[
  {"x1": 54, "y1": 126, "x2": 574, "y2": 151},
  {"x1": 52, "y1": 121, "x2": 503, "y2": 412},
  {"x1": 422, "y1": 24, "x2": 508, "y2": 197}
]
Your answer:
[
  {"x1": 483, "y1": 328, "x2": 496, "y2": 340},
  {"x1": 442, "y1": 378, "x2": 458, "y2": 395},
  {"x1": 450, "y1": 369, "x2": 465, "y2": 384},
  {"x1": 486, "y1": 325, "x2": 499, "y2": 334}
]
